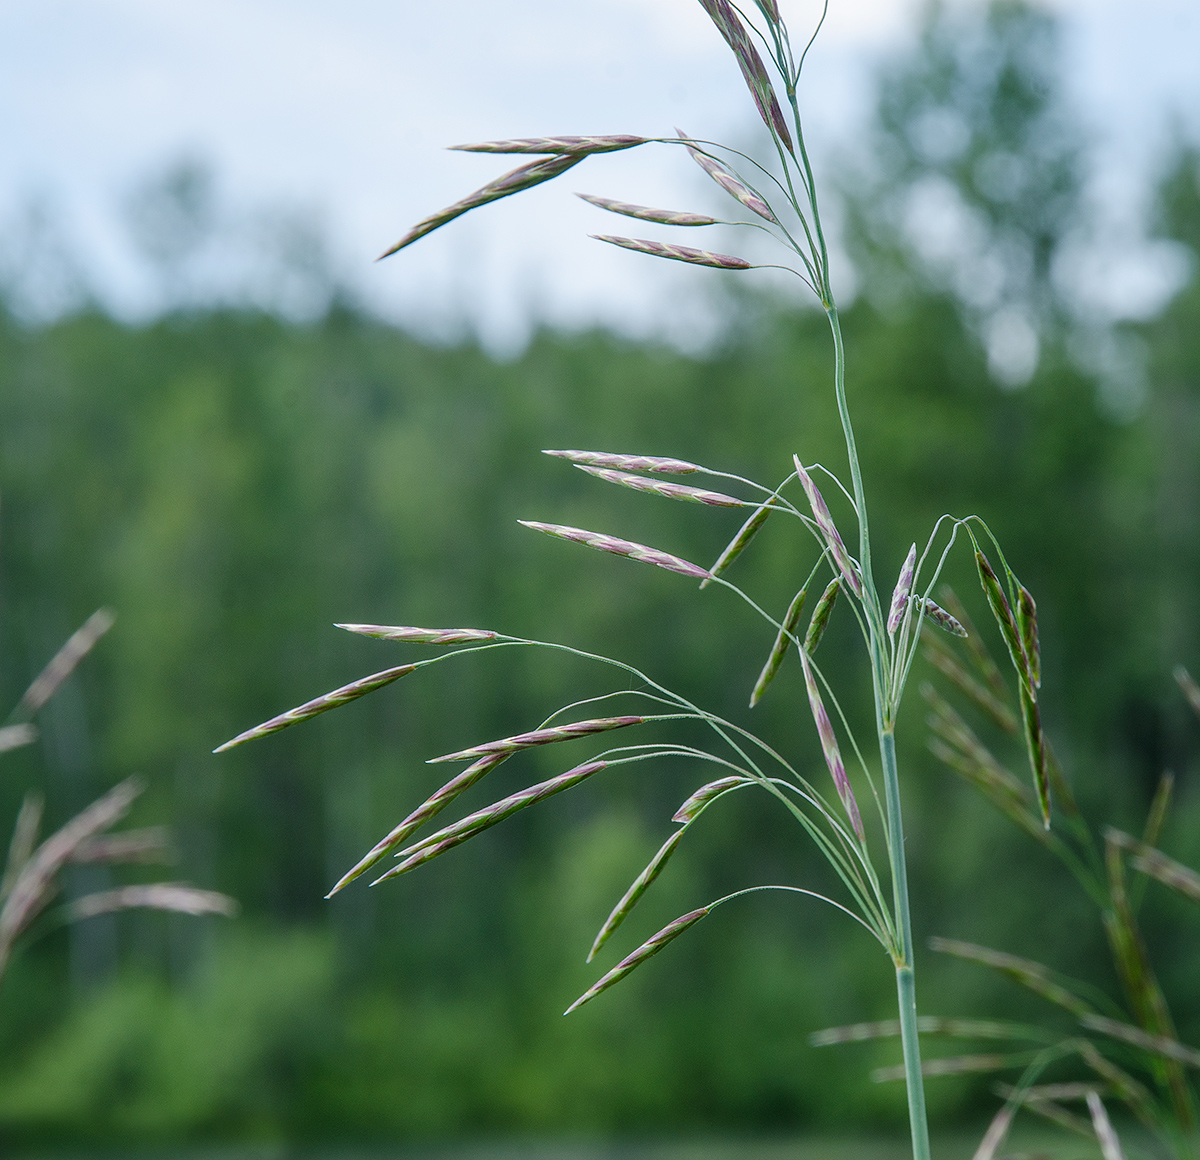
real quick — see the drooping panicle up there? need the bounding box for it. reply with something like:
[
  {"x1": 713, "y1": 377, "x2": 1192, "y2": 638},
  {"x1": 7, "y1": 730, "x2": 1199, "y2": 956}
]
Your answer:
[
  {"x1": 428, "y1": 716, "x2": 643, "y2": 764},
  {"x1": 672, "y1": 776, "x2": 751, "y2": 824},
  {"x1": 565, "y1": 907, "x2": 711, "y2": 1013},
  {"x1": 327, "y1": 753, "x2": 509, "y2": 896},
  {"x1": 678, "y1": 132, "x2": 777, "y2": 222},
  {"x1": 450, "y1": 135, "x2": 648, "y2": 155},
  {"x1": 380, "y1": 153, "x2": 583, "y2": 259},
  {"x1": 587, "y1": 830, "x2": 685, "y2": 962},
  {"x1": 804, "y1": 578, "x2": 840, "y2": 655},
  {"x1": 693, "y1": 1, "x2": 793, "y2": 150},
  {"x1": 575, "y1": 193, "x2": 716, "y2": 226},
  {"x1": 750, "y1": 587, "x2": 808, "y2": 707},
  {"x1": 799, "y1": 651, "x2": 865, "y2": 841},
  {"x1": 372, "y1": 761, "x2": 607, "y2": 885},
  {"x1": 921, "y1": 599, "x2": 968, "y2": 638},
  {"x1": 793, "y1": 456, "x2": 862, "y2": 597},
  {"x1": 591, "y1": 234, "x2": 751, "y2": 270},
  {"x1": 575, "y1": 465, "x2": 747, "y2": 507},
  {"x1": 336, "y1": 625, "x2": 499, "y2": 644},
  {"x1": 887, "y1": 544, "x2": 917, "y2": 636},
  {"x1": 542, "y1": 449, "x2": 702, "y2": 474},
  {"x1": 701, "y1": 501, "x2": 773, "y2": 589},
  {"x1": 214, "y1": 664, "x2": 417, "y2": 752},
  {"x1": 975, "y1": 551, "x2": 1032, "y2": 693},
  {"x1": 1016, "y1": 585, "x2": 1040, "y2": 688},
  {"x1": 519, "y1": 521, "x2": 711, "y2": 580}
]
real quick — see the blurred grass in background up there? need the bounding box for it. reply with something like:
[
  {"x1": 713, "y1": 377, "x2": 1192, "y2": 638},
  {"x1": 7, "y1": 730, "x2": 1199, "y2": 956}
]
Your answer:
[{"x1": 1, "y1": 1, "x2": 1199, "y2": 1152}]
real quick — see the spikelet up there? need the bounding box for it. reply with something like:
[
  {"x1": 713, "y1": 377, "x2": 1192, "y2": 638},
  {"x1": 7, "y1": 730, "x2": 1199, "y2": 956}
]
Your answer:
[
  {"x1": 591, "y1": 234, "x2": 751, "y2": 270},
  {"x1": 373, "y1": 761, "x2": 607, "y2": 884},
  {"x1": 428, "y1": 716, "x2": 643, "y2": 764},
  {"x1": 575, "y1": 193, "x2": 715, "y2": 226},
  {"x1": 693, "y1": 2, "x2": 793, "y2": 150},
  {"x1": 380, "y1": 153, "x2": 582, "y2": 259},
  {"x1": 672, "y1": 776, "x2": 751, "y2": 824},
  {"x1": 975, "y1": 551, "x2": 1032, "y2": 694},
  {"x1": 327, "y1": 753, "x2": 509, "y2": 896},
  {"x1": 1016, "y1": 585, "x2": 1041, "y2": 688},
  {"x1": 565, "y1": 907, "x2": 710, "y2": 1013},
  {"x1": 678, "y1": 131, "x2": 777, "y2": 222},
  {"x1": 214, "y1": 664, "x2": 417, "y2": 752},
  {"x1": 542, "y1": 449, "x2": 702, "y2": 474},
  {"x1": 804, "y1": 578, "x2": 840, "y2": 655},
  {"x1": 519, "y1": 521, "x2": 711, "y2": 580},
  {"x1": 702, "y1": 502, "x2": 772, "y2": 589},
  {"x1": 921, "y1": 599, "x2": 968, "y2": 638},
  {"x1": 1019, "y1": 683, "x2": 1051, "y2": 828},
  {"x1": 887, "y1": 545, "x2": 917, "y2": 635},
  {"x1": 450, "y1": 135, "x2": 647, "y2": 155},
  {"x1": 575, "y1": 465, "x2": 746, "y2": 507},
  {"x1": 750, "y1": 587, "x2": 807, "y2": 707},
  {"x1": 587, "y1": 830, "x2": 685, "y2": 961},
  {"x1": 799, "y1": 651, "x2": 864, "y2": 840},
  {"x1": 336, "y1": 625, "x2": 498, "y2": 644},
  {"x1": 794, "y1": 457, "x2": 862, "y2": 597}
]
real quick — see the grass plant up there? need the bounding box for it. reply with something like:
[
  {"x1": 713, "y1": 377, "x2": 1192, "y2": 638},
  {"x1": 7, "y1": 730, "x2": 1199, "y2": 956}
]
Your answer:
[
  {"x1": 2, "y1": 609, "x2": 236, "y2": 991},
  {"x1": 217, "y1": 4, "x2": 1079, "y2": 1156},
  {"x1": 813, "y1": 610, "x2": 1200, "y2": 1160}
]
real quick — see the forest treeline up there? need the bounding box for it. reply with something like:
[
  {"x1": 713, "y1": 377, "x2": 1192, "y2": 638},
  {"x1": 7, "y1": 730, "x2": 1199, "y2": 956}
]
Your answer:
[{"x1": 1, "y1": 1, "x2": 1198, "y2": 1147}]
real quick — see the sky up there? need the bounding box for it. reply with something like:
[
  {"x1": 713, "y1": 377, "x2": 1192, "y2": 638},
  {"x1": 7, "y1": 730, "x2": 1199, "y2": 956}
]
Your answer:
[{"x1": 2, "y1": 0, "x2": 1197, "y2": 350}]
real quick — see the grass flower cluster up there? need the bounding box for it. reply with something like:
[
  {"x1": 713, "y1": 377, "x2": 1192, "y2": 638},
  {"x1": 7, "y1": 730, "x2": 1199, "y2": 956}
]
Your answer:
[{"x1": 218, "y1": 4, "x2": 1097, "y2": 1157}]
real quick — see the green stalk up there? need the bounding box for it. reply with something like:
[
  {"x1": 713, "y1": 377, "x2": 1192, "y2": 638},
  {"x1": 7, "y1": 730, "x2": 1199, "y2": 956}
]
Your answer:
[{"x1": 882, "y1": 728, "x2": 932, "y2": 1160}]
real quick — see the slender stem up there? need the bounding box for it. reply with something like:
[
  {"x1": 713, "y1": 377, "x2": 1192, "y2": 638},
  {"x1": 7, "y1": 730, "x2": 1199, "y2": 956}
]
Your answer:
[{"x1": 882, "y1": 729, "x2": 931, "y2": 1160}]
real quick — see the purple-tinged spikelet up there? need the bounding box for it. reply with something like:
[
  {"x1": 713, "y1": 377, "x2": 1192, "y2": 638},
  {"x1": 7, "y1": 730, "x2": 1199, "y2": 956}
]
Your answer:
[
  {"x1": 804, "y1": 578, "x2": 840, "y2": 655},
  {"x1": 214, "y1": 664, "x2": 417, "y2": 752},
  {"x1": 372, "y1": 761, "x2": 607, "y2": 884},
  {"x1": 750, "y1": 587, "x2": 808, "y2": 707},
  {"x1": 694, "y1": 1, "x2": 793, "y2": 150},
  {"x1": 450, "y1": 135, "x2": 647, "y2": 155},
  {"x1": 887, "y1": 544, "x2": 917, "y2": 636},
  {"x1": 678, "y1": 132, "x2": 777, "y2": 222},
  {"x1": 1016, "y1": 586, "x2": 1040, "y2": 688},
  {"x1": 336, "y1": 625, "x2": 498, "y2": 644},
  {"x1": 565, "y1": 907, "x2": 711, "y2": 1013},
  {"x1": 672, "y1": 776, "x2": 751, "y2": 823},
  {"x1": 702, "y1": 502, "x2": 772, "y2": 589},
  {"x1": 576, "y1": 193, "x2": 716, "y2": 226},
  {"x1": 543, "y1": 449, "x2": 702, "y2": 475},
  {"x1": 327, "y1": 753, "x2": 508, "y2": 896},
  {"x1": 793, "y1": 456, "x2": 862, "y2": 598},
  {"x1": 519, "y1": 521, "x2": 711, "y2": 580},
  {"x1": 380, "y1": 153, "x2": 582, "y2": 259},
  {"x1": 1019, "y1": 684, "x2": 1051, "y2": 828},
  {"x1": 591, "y1": 234, "x2": 751, "y2": 270},
  {"x1": 799, "y1": 651, "x2": 865, "y2": 840},
  {"x1": 428, "y1": 716, "x2": 643, "y2": 764},
  {"x1": 576, "y1": 465, "x2": 746, "y2": 507},
  {"x1": 587, "y1": 830, "x2": 685, "y2": 962},
  {"x1": 975, "y1": 551, "x2": 1032, "y2": 693},
  {"x1": 921, "y1": 599, "x2": 968, "y2": 638}
]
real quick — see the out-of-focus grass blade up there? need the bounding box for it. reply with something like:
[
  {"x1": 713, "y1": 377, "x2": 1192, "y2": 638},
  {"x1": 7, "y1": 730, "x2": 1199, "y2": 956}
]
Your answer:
[
  {"x1": 1, "y1": 792, "x2": 43, "y2": 902},
  {"x1": 67, "y1": 883, "x2": 238, "y2": 921},
  {"x1": 1175, "y1": 666, "x2": 1200, "y2": 720},
  {"x1": 0, "y1": 725, "x2": 37, "y2": 754},
  {"x1": 810, "y1": 1016, "x2": 1051, "y2": 1046},
  {"x1": 1106, "y1": 826, "x2": 1200, "y2": 905},
  {"x1": 1087, "y1": 1091, "x2": 1127, "y2": 1160},
  {"x1": 921, "y1": 628, "x2": 1018, "y2": 733},
  {"x1": 1080, "y1": 1013, "x2": 1200, "y2": 1069},
  {"x1": 872, "y1": 1052, "x2": 1033, "y2": 1083},
  {"x1": 14, "y1": 608, "x2": 115, "y2": 720},
  {"x1": 940, "y1": 586, "x2": 1007, "y2": 698},
  {"x1": 929, "y1": 937, "x2": 1094, "y2": 1018}
]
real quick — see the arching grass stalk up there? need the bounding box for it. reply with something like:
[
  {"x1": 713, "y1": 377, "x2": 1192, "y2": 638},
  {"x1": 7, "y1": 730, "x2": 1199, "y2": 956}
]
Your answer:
[{"x1": 219, "y1": 5, "x2": 1056, "y2": 1156}]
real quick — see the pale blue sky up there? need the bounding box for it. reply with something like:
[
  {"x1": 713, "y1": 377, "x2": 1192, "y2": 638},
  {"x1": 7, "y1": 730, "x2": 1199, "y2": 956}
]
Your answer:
[{"x1": 2, "y1": 0, "x2": 1197, "y2": 348}]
